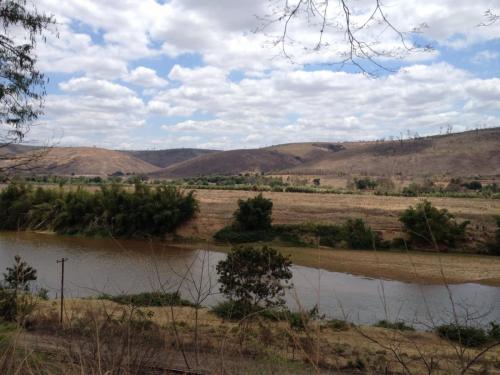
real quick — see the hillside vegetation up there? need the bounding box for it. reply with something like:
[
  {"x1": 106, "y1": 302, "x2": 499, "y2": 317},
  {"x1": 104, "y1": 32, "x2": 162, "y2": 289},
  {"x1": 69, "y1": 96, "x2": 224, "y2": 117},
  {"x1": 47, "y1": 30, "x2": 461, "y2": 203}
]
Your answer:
[{"x1": 1, "y1": 128, "x2": 499, "y2": 179}]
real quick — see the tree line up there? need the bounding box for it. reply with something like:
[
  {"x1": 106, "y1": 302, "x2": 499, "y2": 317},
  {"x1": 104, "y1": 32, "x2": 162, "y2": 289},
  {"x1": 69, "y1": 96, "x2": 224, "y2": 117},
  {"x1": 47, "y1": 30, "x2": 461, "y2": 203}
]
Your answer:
[{"x1": 0, "y1": 181, "x2": 198, "y2": 238}]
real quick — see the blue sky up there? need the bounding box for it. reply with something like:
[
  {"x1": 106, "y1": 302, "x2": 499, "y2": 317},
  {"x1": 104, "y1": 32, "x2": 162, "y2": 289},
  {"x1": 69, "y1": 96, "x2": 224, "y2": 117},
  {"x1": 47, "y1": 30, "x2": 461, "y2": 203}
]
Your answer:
[{"x1": 27, "y1": 0, "x2": 500, "y2": 150}]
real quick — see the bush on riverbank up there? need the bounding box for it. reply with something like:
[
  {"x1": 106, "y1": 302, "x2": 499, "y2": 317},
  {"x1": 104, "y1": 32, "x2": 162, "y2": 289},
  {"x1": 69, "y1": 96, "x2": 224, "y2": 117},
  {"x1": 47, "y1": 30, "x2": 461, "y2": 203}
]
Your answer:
[
  {"x1": 436, "y1": 323, "x2": 500, "y2": 348},
  {"x1": 486, "y1": 216, "x2": 500, "y2": 256},
  {"x1": 399, "y1": 200, "x2": 469, "y2": 249},
  {"x1": 97, "y1": 292, "x2": 195, "y2": 307},
  {"x1": 0, "y1": 181, "x2": 198, "y2": 238}
]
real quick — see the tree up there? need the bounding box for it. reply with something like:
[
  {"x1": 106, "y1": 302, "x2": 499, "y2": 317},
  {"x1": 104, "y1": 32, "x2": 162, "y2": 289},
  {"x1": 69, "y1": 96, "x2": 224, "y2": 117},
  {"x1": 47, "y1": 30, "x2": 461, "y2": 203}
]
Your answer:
[
  {"x1": 233, "y1": 193, "x2": 273, "y2": 231},
  {"x1": 0, "y1": 0, "x2": 53, "y2": 172},
  {"x1": 216, "y1": 245, "x2": 293, "y2": 308},
  {"x1": 342, "y1": 218, "x2": 380, "y2": 249},
  {"x1": 3, "y1": 254, "x2": 37, "y2": 292},
  {"x1": 399, "y1": 200, "x2": 469, "y2": 249},
  {"x1": 0, "y1": 255, "x2": 37, "y2": 321}
]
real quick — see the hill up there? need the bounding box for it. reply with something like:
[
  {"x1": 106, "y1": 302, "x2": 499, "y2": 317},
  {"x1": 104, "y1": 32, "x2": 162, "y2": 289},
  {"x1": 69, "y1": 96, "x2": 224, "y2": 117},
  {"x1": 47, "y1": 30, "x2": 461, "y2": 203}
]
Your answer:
[
  {"x1": 154, "y1": 128, "x2": 500, "y2": 179},
  {"x1": 1, "y1": 147, "x2": 161, "y2": 176},
  {"x1": 125, "y1": 148, "x2": 219, "y2": 168},
  {"x1": 152, "y1": 148, "x2": 306, "y2": 178},
  {"x1": 1, "y1": 128, "x2": 499, "y2": 179}
]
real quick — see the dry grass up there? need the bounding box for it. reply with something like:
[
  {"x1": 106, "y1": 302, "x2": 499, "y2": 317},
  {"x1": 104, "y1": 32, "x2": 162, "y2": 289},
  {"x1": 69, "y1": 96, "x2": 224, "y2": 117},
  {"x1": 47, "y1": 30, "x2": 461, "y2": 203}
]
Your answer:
[
  {"x1": 178, "y1": 189, "x2": 499, "y2": 241},
  {"x1": 12, "y1": 298, "x2": 500, "y2": 375}
]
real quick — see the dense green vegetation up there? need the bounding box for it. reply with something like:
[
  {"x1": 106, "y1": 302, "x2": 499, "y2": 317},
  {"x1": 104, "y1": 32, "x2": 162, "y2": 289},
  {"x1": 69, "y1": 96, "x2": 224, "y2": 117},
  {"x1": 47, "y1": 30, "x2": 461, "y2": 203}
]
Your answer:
[
  {"x1": 0, "y1": 181, "x2": 198, "y2": 238},
  {"x1": 0, "y1": 256, "x2": 38, "y2": 322},
  {"x1": 487, "y1": 216, "x2": 500, "y2": 255},
  {"x1": 98, "y1": 292, "x2": 195, "y2": 307},
  {"x1": 214, "y1": 195, "x2": 384, "y2": 250},
  {"x1": 233, "y1": 193, "x2": 273, "y2": 231},
  {"x1": 375, "y1": 320, "x2": 415, "y2": 331},
  {"x1": 216, "y1": 245, "x2": 293, "y2": 309},
  {"x1": 437, "y1": 323, "x2": 500, "y2": 348},
  {"x1": 399, "y1": 200, "x2": 469, "y2": 249}
]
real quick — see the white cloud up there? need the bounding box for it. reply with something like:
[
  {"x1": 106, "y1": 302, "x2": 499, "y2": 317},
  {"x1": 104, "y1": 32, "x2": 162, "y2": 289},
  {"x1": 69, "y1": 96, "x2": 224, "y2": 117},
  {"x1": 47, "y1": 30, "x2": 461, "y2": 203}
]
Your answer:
[
  {"x1": 125, "y1": 67, "x2": 168, "y2": 88},
  {"x1": 21, "y1": 0, "x2": 500, "y2": 149}
]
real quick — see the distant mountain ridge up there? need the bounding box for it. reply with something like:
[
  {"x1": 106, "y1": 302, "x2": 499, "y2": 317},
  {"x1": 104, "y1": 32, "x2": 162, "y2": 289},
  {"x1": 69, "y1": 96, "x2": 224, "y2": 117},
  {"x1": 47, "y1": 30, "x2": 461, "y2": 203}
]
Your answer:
[{"x1": 1, "y1": 128, "x2": 499, "y2": 179}]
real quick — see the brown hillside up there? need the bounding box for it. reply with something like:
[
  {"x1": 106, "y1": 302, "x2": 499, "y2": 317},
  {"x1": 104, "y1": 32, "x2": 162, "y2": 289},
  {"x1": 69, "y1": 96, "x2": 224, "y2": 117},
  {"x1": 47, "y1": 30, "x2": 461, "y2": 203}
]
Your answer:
[
  {"x1": 153, "y1": 128, "x2": 500, "y2": 178},
  {"x1": 125, "y1": 148, "x2": 219, "y2": 168},
  {"x1": 282, "y1": 128, "x2": 500, "y2": 177},
  {"x1": 154, "y1": 148, "x2": 305, "y2": 177},
  {"x1": 18, "y1": 147, "x2": 160, "y2": 176}
]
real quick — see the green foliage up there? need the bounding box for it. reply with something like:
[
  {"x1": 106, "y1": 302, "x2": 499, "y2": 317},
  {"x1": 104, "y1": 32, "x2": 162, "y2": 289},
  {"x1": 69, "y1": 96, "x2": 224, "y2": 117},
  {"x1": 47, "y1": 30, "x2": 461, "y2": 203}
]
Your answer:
[
  {"x1": 0, "y1": 256, "x2": 37, "y2": 322},
  {"x1": 214, "y1": 226, "x2": 275, "y2": 243},
  {"x1": 487, "y1": 216, "x2": 500, "y2": 256},
  {"x1": 354, "y1": 178, "x2": 377, "y2": 190},
  {"x1": 437, "y1": 324, "x2": 492, "y2": 348},
  {"x1": 273, "y1": 223, "x2": 343, "y2": 247},
  {"x1": 3, "y1": 255, "x2": 37, "y2": 292},
  {"x1": 0, "y1": 181, "x2": 198, "y2": 238},
  {"x1": 216, "y1": 245, "x2": 292, "y2": 308},
  {"x1": 0, "y1": 1, "x2": 53, "y2": 147},
  {"x1": 98, "y1": 292, "x2": 194, "y2": 307},
  {"x1": 375, "y1": 320, "x2": 415, "y2": 331},
  {"x1": 402, "y1": 180, "x2": 437, "y2": 196},
  {"x1": 233, "y1": 193, "x2": 273, "y2": 231},
  {"x1": 342, "y1": 219, "x2": 381, "y2": 249},
  {"x1": 399, "y1": 200, "x2": 469, "y2": 248},
  {"x1": 211, "y1": 300, "x2": 256, "y2": 320},
  {"x1": 463, "y1": 180, "x2": 482, "y2": 190},
  {"x1": 329, "y1": 319, "x2": 350, "y2": 331}
]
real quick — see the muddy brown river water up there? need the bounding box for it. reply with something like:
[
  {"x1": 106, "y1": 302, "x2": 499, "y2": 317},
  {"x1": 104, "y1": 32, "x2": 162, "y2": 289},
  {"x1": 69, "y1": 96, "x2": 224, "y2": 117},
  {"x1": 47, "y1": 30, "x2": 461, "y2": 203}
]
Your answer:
[{"x1": 1, "y1": 231, "x2": 498, "y2": 327}]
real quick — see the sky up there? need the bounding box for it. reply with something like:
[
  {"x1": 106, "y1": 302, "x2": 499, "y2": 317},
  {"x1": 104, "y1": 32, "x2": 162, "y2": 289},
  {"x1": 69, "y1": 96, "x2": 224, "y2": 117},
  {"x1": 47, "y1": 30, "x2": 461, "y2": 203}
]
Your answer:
[{"x1": 23, "y1": 0, "x2": 500, "y2": 150}]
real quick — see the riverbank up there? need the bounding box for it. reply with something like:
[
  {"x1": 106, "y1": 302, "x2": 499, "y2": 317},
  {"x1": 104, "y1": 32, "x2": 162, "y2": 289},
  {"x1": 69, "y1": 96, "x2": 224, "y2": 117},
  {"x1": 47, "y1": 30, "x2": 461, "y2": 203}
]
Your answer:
[
  {"x1": 9, "y1": 297, "x2": 499, "y2": 375},
  {"x1": 176, "y1": 241, "x2": 500, "y2": 287}
]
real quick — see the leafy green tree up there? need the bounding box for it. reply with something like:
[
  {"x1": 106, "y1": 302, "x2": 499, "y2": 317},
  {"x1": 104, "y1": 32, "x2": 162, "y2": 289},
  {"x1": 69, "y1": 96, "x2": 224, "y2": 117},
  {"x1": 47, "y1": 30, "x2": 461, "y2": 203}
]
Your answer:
[
  {"x1": 399, "y1": 200, "x2": 469, "y2": 248},
  {"x1": 342, "y1": 218, "x2": 380, "y2": 249},
  {"x1": 233, "y1": 193, "x2": 273, "y2": 231},
  {"x1": 0, "y1": 255, "x2": 37, "y2": 321},
  {"x1": 3, "y1": 255, "x2": 37, "y2": 292},
  {"x1": 1, "y1": 0, "x2": 53, "y2": 148},
  {"x1": 216, "y1": 245, "x2": 292, "y2": 309}
]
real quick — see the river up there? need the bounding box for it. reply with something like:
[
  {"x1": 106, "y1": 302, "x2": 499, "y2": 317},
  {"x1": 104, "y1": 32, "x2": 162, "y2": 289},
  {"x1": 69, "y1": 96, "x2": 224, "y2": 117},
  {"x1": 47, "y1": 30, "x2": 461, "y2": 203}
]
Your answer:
[{"x1": 0, "y1": 231, "x2": 498, "y2": 327}]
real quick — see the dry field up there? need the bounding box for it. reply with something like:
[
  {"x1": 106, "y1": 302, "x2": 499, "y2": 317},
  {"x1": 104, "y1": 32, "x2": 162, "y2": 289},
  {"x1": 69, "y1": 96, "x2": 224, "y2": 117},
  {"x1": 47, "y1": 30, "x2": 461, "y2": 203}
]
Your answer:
[
  {"x1": 13, "y1": 298, "x2": 499, "y2": 375},
  {"x1": 178, "y1": 189, "x2": 500, "y2": 242}
]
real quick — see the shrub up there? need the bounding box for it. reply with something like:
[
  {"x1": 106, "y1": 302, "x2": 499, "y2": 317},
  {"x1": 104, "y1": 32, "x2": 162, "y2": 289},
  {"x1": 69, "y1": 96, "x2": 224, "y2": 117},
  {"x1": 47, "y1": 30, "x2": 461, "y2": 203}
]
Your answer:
[
  {"x1": 213, "y1": 226, "x2": 275, "y2": 243},
  {"x1": 354, "y1": 178, "x2": 377, "y2": 190},
  {"x1": 0, "y1": 256, "x2": 38, "y2": 322},
  {"x1": 98, "y1": 292, "x2": 194, "y2": 307},
  {"x1": 437, "y1": 324, "x2": 490, "y2": 347},
  {"x1": 329, "y1": 319, "x2": 350, "y2": 331},
  {"x1": 211, "y1": 300, "x2": 256, "y2": 320},
  {"x1": 216, "y1": 245, "x2": 292, "y2": 308},
  {"x1": 463, "y1": 180, "x2": 482, "y2": 190},
  {"x1": 342, "y1": 219, "x2": 381, "y2": 249},
  {"x1": 487, "y1": 216, "x2": 500, "y2": 256},
  {"x1": 233, "y1": 193, "x2": 273, "y2": 231},
  {"x1": 375, "y1": 320, "x2": 415, "y2": 331},
  {"x1": 399, "y1": 200, "x2": 469, "y2": 248}
]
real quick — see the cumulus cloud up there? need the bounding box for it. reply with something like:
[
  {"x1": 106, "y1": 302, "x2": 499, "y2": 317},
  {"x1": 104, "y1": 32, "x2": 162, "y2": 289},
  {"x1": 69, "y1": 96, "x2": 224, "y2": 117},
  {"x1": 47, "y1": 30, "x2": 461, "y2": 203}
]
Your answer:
[
  {"x1": 125, "y1": 67, "x2": 168, "y2": 88},
  {"x1": 21, "y1": 0, "x2": 500, "y2": 149}
]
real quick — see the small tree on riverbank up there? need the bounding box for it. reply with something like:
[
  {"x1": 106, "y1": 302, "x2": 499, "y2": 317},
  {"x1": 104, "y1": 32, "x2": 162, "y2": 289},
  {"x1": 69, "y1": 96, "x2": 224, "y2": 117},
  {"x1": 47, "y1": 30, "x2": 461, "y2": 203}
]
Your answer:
[
  {"x1": 0, "y1": 255, "x2": 37, "y2": 321},
  {"x1": 216, "y1": 245, "x2": 292, "y2": 311},
  {"x1": 233, "y1": 193, "x2": 273, "y2": 231},
  {"x1": 399, "y1": 200, "x2": 469, "y2": 249}
]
